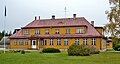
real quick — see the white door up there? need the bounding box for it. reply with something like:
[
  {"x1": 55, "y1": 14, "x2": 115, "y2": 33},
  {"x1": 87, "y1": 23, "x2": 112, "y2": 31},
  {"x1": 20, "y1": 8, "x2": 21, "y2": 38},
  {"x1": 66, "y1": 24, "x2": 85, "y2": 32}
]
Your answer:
[{"x1": 32, "y1": 40, "x2": 36, "y2": 48}]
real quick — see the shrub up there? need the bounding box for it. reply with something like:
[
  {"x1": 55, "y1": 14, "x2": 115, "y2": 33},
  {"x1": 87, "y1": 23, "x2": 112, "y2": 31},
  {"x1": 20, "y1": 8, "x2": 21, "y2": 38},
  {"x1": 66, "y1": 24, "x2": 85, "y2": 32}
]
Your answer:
[
  {"x1": 114, "y1": 44, "x2": 120, "y2": 51},
  {"x1": 13, "y1": 50, "x2": 21, "y2": 53},
  {"x1": 89, "y1": 46, "x2": 100, "y2": 54},
  {"x1": 42, "y1": 48, "x2": 61, "y2": 53},
  {"x1": 39, "y1": 51, "x2": 43, "y2": 54},
  {"x1": 8, "y1": 50, "x2": 15, "y2": 53},
  {"x1": 21, "y1": 50, "x2": 25, "y2": 54},
  {"x1": 67, "y1": 43, "x2": 90, "y2": 56},
  {"x1": 113, "y1": 39, "x2": 120, "y2": 51}
]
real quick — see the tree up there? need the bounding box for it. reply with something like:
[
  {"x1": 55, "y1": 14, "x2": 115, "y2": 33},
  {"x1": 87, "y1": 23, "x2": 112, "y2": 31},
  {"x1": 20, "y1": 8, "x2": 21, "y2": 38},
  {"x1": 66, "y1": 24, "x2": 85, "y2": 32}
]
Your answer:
[
  {"x1": 104, "y1": 0, "x2": 120, "y2": 38},
  {"x1": 8, "y1": 31, "x2": 12, "y2": 36},
  {"x1": 0, "y1": 30, "x2": 12, "y2": 40}
]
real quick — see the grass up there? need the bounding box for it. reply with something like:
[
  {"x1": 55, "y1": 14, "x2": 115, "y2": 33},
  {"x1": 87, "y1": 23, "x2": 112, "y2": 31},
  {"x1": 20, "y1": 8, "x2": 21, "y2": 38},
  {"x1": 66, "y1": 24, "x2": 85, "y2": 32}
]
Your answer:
[{"x1": 0, "y1": 50, "x2": 120, "y2": 64}]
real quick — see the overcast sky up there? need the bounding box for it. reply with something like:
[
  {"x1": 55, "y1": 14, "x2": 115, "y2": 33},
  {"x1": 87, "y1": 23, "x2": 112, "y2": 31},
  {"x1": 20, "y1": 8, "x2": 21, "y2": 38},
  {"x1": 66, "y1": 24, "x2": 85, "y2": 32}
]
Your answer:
[{"x1": 0, "y1": 0, "x2": 110, "y2": 32}]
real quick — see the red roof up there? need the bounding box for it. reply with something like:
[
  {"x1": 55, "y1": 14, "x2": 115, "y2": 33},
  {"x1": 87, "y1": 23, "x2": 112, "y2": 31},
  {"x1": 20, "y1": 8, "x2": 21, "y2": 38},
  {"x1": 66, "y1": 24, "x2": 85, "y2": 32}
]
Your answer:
[{"x1": 10, "y1": 17, "x2": 102, "y2": 39}]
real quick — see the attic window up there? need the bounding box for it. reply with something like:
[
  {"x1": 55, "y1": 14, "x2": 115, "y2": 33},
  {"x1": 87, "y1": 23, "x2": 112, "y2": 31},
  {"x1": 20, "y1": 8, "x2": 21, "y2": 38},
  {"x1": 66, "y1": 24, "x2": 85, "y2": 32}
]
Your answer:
[
  {"x1": 58, "y1": 21, "x2": 64, "y2": 24},
  {"x1": 76, "y1": 28, "x2": 83, "y2": 34}
]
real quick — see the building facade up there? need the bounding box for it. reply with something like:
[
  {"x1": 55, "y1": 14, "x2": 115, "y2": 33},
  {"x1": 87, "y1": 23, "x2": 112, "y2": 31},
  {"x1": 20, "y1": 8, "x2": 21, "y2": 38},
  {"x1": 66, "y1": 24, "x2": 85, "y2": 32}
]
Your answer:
[{"x1": 9, "y1": 14, "x2": 112, "y2": 50}]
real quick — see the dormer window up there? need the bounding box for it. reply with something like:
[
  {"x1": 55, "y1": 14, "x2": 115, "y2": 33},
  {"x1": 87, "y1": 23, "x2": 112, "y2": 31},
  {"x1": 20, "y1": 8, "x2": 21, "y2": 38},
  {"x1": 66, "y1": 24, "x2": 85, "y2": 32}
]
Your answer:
[
  {"x1": 76, "y1": 28, "x2": 83, "y2": 34},
  {"x1": 24, "y1": 30, "x2": 29, "y2": 35},
  {"x1": 34, "y1": 30, "x2": 40, "y2": 34},
  {"x1": 45, "y1": 30, "x2": 49, "y2": 34},
  {"x1": 55, "y1": 29, "x2": 60, "y2": 34}
]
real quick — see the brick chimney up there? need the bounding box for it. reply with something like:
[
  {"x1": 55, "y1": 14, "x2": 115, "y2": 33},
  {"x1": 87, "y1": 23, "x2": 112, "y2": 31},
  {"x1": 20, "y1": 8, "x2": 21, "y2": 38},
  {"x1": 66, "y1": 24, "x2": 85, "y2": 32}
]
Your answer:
[
  {"x1": 52, "y1": 15, "x2": 55, "y2": 19},
  {"x1": 91, "y1": 21, "x2": 94, "y2": 26},
  {"x1": 73, "y1": 14, "x2": 76, "y2": 18}
]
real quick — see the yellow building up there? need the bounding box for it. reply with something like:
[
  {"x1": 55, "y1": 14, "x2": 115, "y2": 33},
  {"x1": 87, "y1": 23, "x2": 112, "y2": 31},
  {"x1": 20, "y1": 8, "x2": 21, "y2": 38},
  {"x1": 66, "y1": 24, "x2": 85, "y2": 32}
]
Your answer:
[{"x1": 9, "y1": 14, "x2": 112, "y2": 50}]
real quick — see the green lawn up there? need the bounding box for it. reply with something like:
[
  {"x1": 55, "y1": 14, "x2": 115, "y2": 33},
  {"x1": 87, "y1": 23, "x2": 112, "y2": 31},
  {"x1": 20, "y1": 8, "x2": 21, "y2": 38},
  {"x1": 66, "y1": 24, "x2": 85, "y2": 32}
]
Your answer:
[{"x1": 0, "y1": 50, "x2": 120, "y2": 64}]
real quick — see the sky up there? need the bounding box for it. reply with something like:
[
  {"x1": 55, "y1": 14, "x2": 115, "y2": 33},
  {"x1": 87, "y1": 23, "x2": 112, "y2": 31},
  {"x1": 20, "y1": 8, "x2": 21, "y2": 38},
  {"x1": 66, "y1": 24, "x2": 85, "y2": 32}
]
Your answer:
[{"x1": 0, "y1": 0, "x2": 110, "y2": 32}]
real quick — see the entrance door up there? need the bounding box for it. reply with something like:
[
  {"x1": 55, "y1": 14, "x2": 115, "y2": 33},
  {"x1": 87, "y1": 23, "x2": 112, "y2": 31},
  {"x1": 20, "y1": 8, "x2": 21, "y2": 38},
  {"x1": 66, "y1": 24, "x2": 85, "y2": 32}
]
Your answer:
[{"x1": 32, "y1": 40, "x2": 36, "y2": 49}]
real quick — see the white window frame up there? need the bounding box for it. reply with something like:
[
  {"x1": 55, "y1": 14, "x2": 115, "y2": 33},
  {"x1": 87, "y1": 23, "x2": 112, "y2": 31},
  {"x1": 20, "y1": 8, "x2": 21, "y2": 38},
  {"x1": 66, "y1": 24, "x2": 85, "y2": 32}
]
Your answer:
[
  {"x1": 18, "y1": 40, "x2": 24, "y2": 45},
  {"x1": 50, "y1": 39, "x2": 53, "y2": 45},
  {"x1": 25, "y1": 39, "x2": 28, "y2": 45},
  {"x1": 14, "y1": 39, "x2": 17, "y2": 45},
  {"x1": 57, "y1": 39, "x2": 61, "y2": 45},
  {"x1": 106, "y1": 42, "x2": 110, "y2": 46},
  {"x1": 66, "y1": 28, "x2": 70, "y2": 34},
  {"x1": 34, "y1": 30, "x2": 40, "y2": 34},
  {"x1": 91, "y1": 38, "x2": 96, "y2": 45},
  {"x1": 41, "y1": 39, "x2": 47, "y2": 45},
  {"x1": 55, "y1": 29, "x2": 60, "y2": 34},
  {"x1": 24, "y1": 30, "x2": 29, "y2": 35},
  {"x1": 83, "y1": 38, "x2": 87, "y2": 45},
  {"x1": 45, "y1": 30, "x2": 49, "y2": 34},
  {"x1": 64, "y1": 39, "x2": 68, "y2": 45},
  {"x1": 75, "y1": 38, "x2": 79, "y2": 45},
  {"x1": 76, "y1": 28, "x2": 82, "y2": 34}
]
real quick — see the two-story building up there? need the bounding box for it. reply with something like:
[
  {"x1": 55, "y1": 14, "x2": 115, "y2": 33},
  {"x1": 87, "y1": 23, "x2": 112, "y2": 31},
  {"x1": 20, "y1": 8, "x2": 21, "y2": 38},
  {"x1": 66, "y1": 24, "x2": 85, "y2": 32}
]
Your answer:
[{"x1": 9, "y1": 14, "x2": 112, "y2": 50}]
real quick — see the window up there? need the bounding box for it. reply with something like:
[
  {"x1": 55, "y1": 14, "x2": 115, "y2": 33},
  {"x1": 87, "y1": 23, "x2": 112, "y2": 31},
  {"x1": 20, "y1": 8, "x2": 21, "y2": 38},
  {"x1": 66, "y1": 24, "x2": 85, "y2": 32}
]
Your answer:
[
  {"x1": 41, "y1": 39, "x2": 46, "y2": 45},
  {"x1": 66, "y1": 28, "x2": 70, "y2": 34},
  {"x1": 45, "y1": 30, "x2": 49, "y2": 34},
  {"x1": 83, "y1": 38, "x2": 87, "y2": 45},
  {"x1": 25, "y1": 39, "x2": 28, "y2": 45},
  {"x1": 14, "y1": 40, "x2": 17, "y2": 45},
  {"x1": 18, "y1": 40, "x2": 24, "y2": 45},
  {"x1": 76, "y1": 28, "x2": 83, "y2": 34},
  {"x1": 43, "y1": 40, "x2": 47, "y2": 45},
  {"x1": 24, "y1": 30, "x2": 29, "y2": 35},
  {"x1": 34, "y1": 30, "x2": 40, "y2": 34},
  {"x1": 106, "y1": 42, "x2": 110, "y2": 46},
  {"x1": 57, "y1": 39, "x2": 61, "y2": 45},
  {"x1": 50, "y1": 39, "x2": 53, "y2": 45},
  {"x1": 64, "y1": 39, "x2": 68, "y2": 45},
  {"x1": 75, "y1": 38, "x2": 79, "y2": 45},
  {"x1": 91, "y1": 38, "x2": 96, "y2": 45},
  {"x1": 55, "y1": 29, "x2": 60, "y2": 34}
]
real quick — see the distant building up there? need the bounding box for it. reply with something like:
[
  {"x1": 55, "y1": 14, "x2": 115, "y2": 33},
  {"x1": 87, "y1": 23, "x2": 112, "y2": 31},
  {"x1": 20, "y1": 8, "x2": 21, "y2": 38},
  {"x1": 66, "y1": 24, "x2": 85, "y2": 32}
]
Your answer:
[
  {"x1": 9, "y1": 14, "x2": 112, "y2": 50},
  {"x1": 0, "y1": 36, "x2": 10, "y2": 48},
  {"x1": 0, "y1": 36, "x2": 10, "y2": 45}
]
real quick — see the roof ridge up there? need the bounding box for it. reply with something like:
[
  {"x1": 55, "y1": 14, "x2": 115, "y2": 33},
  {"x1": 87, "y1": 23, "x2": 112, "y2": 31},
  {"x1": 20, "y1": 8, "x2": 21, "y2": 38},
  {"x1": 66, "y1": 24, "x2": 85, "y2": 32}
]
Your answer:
[{"x1": 35, "y1": 17, "x2": 85, "y2": 21}]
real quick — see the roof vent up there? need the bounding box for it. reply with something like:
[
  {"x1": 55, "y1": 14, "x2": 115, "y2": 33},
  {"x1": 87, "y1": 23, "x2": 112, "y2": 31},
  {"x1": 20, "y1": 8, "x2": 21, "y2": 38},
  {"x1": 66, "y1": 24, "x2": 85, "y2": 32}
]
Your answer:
[{"x1": 52, "y1": 15, "x2": 55, "y2": 19}]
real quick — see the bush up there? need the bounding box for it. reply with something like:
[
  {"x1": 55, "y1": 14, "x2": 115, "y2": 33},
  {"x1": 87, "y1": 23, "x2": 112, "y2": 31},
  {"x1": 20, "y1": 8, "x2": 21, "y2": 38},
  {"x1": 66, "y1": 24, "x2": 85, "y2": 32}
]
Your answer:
[
  {"x1": 113, "y1": 44, "x2": 120, "y2": 51},
  {"x1": 89, "y1": 46, "x2": 100, "y2": 54},
  {"x1": 42, "y1": 48, "x2": 61, "y2": 53},
  {"x1": 21, "y1": 50, "x2": 25, "y2": 54},
  {"x1": 8, "y1": 50, "x2": 15, "y2": 53},
  {"x1": 113, "y1": 39, "x2": 120, "y2": 51},
  {"x1": 67, "y1": 43, "x2": 90, "y2": 56},
  {"x1": 14, "y1": 50, "x2": 21, "y2": 53}
]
